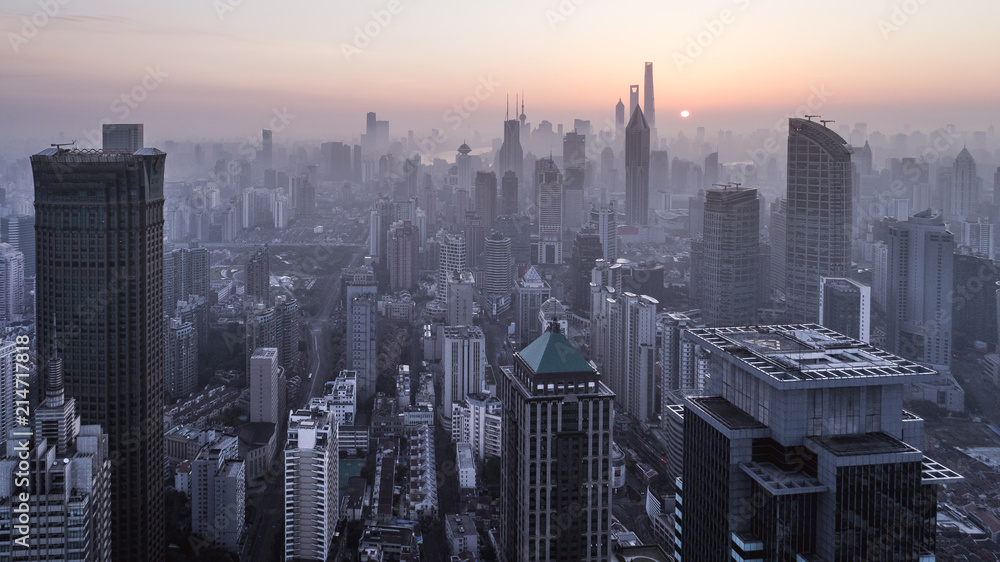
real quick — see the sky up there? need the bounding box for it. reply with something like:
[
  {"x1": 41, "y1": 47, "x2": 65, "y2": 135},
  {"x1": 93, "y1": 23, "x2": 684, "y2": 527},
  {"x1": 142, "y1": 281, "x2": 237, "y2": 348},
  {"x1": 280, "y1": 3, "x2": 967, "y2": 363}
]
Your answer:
[{"x1": 2, "y1": 0, "x2": 998, "y2": 147}]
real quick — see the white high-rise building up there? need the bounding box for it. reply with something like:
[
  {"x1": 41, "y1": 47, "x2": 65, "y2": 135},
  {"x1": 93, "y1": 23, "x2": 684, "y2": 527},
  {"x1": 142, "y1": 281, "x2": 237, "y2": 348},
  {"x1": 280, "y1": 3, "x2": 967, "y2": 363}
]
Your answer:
[
  {"x1": 536, "y1": 158, "x2": 564, "y2": 264},
  {"x1": 285, "y1": 408, "x2": 338, "y2": 561},
  {"x1": 250, "y1": 347, "x2": 281, "y2": 424},
  {"x1": 0, "y1": 243, "x2": 25, "y2": 321},
  {"x1": 437, "y1": 231, "x2": 467, "y2": 302},
  {"x1": 484, "y1": 231, "x2": 513, "y2": 316},
  {"x1": 311, "y1": 370, "x2": 358, "y2": 425},
  {"x1": 446, "y1": 271, "x2": 476, "y2": 327},
  {"x1": 590, "y1": 202, "x2": 618, "y2": 262},
  {"x1": 441, "y1": 326, "x2": 486, "y2": 432},
  {"x1": 607, "y1": 292, "x2": 658, "y2": 421},
  {"x1": 0, "y1": 349, "x2": 112, "y2": 561},
  {"x1": 451, "y1": 393, "x2": 502, "y2": 460},
  {"x1": 887, "y1": 209, "x2": 955, "y2": 372},
  {"x1": 963, "y1": 217, "x2": 994, "y2": 258},
  {"x1": 190, "y1": 435, "x2": 246, "y2": 552}
]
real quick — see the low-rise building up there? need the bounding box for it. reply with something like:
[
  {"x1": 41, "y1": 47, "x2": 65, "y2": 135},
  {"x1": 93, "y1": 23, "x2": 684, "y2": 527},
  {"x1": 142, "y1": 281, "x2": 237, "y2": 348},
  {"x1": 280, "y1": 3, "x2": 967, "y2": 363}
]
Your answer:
[
  {"x1": 445, "y1": 514, "x2": 479, "y2": 557},
  {"x1": 405, "y1": 424, "x2": 438, "y2": 519},
  {"x1": 457, "y1": 442, "x2": 477, "y2": 490}
]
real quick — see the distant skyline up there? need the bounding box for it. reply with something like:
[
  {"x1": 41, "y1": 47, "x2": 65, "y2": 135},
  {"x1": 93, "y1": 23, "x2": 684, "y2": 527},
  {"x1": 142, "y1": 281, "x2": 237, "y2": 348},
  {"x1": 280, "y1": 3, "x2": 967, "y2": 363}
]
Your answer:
[{"x1": 3, "y1": 0, "x2": 999, "y2": 145}]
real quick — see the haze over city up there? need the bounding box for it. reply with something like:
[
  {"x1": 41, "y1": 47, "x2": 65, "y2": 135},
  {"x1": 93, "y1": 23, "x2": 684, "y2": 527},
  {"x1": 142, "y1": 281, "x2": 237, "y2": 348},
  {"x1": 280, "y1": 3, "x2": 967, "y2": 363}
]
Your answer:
[{"x1": 3, "y1": 0, "x2": 999, "y2": 146}]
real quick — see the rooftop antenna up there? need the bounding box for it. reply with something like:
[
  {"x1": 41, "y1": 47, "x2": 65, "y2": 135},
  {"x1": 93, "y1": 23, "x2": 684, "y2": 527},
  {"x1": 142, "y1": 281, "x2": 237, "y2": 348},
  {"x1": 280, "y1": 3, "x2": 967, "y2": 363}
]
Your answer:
[
  {"x1": 820, "y1": 119, "x2": 835, "y2": 127},
  {"x1": 51, "y1": 140, "x2": 76, "y2": 152},
  {"x1": 804, "y1": 115, "x2": 820, "y2": 122}
]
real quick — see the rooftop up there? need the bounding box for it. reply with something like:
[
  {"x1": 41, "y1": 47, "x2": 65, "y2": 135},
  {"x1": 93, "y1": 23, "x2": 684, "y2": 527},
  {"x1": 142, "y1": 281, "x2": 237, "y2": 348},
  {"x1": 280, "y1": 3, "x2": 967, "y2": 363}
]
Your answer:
[
  {"x1": 687, "y1": 396, "x2": 766, "y2": 431},
  {"x1": 808, "y1": 432, "x2": 918, "y2": 457},
  {"x1": 517, "y1": 325, "x2": 594, "y2": 375},
  {"x1": 740, "y1": 462, "x2": 828, "y2": 496},
  {"x1": 685, "y1": 324, "x2": 938, "y2": 385}
]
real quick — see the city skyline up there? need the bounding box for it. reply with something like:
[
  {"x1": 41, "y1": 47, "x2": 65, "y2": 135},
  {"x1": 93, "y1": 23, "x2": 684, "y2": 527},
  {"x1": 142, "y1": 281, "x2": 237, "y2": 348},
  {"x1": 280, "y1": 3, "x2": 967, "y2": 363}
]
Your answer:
[{"x1": 2, "y1": 1, "x2": 1000, "y2": 144}]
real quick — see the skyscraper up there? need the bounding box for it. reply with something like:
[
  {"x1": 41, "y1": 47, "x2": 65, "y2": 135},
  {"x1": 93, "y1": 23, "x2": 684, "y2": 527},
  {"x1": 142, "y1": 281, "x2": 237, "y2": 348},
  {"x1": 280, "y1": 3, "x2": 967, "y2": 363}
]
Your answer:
[
  {"x1": 615, "y1": 98, "x2": 625, "y2": 138},
  {"x1": 697, "y1": 185, "x2": 760, "y2": 326},
  {"x1": 436, "y1": 231, "x2": 468, "y2": 303},
  {"x1": 101, "y1": 123, "x2": 143, "y2": 151},
  {"x1": 819, "y1": 276, "x2": 871, "y2": 343},
  {"x1": 677, "y1": 324, "x2": 959, "y2": 560},
  {"x1": 606, "y1": 292, "x2": 658, "y2": 421},
  {"x1": 499, "y1": 323, "x2": 615, "y2": 562},
  {"x1": 284, "y1": 408, "x2": 339, "y2": 561},
  {"x1": 250, "y1": 347, "x2": 281, "y2": 424},
  {"x1": 501, "y1": 170, "x2": 519, "y2": 217},
  {"x1": 785, "y1": 118, "x2": 853, "y2": 322},
  {"x1": 441, "y1": 325, "x2": 486, "y2": 432},
  {"x1": 887, "y1": 209, "x2": 955, "y2": 371},
  {"x1": 244, "y1": 244, "x2": 270, "y2": 305},
  {"x1": 536, "y1": 157, "x2": 563, "y2": 264},
  {"x1": 0, "y1": 244, "x2": 25, "y2": 321},
  {"x1": 165, "y1": 317, "x2": 197, "y2": 400},
  {"x1": 446, "y1": 271, "x2": 476, "y2": 327},
  {"x1": 475, "y1": 171, "x2": 498, "y2": 231},
  {"x1": 951, "y1": 146, "x2": 978, "y2": 220},
  {"x1": 629, "y1": 84, "x2": 639, "y2": 117},
  {"x1": 388, "y1": 220, "x2": 420, "y2": 292},
  {"x1": 563, "y1": 131, "x2": 586, "y2": 229},
  {"x1": 514, "y1": 266, "x2": 551, "y2": 345},
  {"x1": 457, "y1": 142, "x2": 473, "y2": 194},
  {"x1": 32, "y1": 145, "x2": 165, "y2": 561},
  {"x1": 625, "y1": 106, "x2": 650, "y2": 226},
  {"x1": 590, "y1": 202, "x2": 618, "y2": 262},
  {"x1": 497, "y1": 110, "x2": 524, "y2": 181},
  {"x1": 1, "y1": 215, "x2": 35, "y2": 278},
  {"x1": 484, "y1": 231, "x2": 513, "y2": 316},
  {"x1": 643, "y1": 61, "x2": 655, "y2": 132},
  {"x1": 262, "y1": 128, "x2": 273, "y2": 171}
]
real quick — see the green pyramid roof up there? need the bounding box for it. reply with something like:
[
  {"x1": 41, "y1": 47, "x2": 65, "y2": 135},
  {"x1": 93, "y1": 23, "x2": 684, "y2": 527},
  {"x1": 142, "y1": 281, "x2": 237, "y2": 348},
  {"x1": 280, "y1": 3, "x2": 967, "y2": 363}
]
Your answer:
[{"x1": 518, "y1": 328, "x2": 594, "y2": 375}]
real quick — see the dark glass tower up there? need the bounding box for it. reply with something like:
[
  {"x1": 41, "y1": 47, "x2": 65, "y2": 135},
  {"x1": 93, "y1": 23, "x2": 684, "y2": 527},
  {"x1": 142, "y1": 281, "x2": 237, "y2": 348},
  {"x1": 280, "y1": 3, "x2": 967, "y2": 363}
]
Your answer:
[
  {"x1": 31, "y1": 146, "x2": 166, "y2": 562},
  {"x1": 697, "y1": 186, "x2": 760, "y2": 326},
  {"x1": 785, "y1": 118, "x2": 853, "y2": 322},
  {"x1": 625, "y1": 106, "x2": 650, "y2": 226}
]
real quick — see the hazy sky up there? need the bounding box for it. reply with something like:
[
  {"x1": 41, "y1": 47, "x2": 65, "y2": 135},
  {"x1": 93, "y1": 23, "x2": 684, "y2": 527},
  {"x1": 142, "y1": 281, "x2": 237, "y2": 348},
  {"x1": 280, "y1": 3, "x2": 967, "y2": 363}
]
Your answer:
[{"x1": 3, "y1": 0, "x2": 998, "y2": 146}]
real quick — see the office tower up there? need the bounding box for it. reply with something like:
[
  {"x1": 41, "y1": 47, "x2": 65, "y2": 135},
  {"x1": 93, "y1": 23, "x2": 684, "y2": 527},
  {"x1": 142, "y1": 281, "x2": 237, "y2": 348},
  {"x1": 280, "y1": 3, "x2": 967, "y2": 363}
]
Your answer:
[
  {"x1": 190, "y1": 435, "x2": 246, "y2": 552},
  {"x1": 463, "y1": 211, "x2": 485, "y2": 268},
  {"x1": 485, "y1": 231, "x2": 514, "y2": 316},
  {"x1": 296, "y1": 178, "x2": 316, "y2": 218},
  {"x1": 0, "y1": 347, "x2": 112, "y2": 561},
  {"x1": 498, "y1": 323, "x2": 615, "y2": 562},
  {"x1": 513, "y1": 266, "x2": 550, "y2": 345},
  {"x1": 369, "y1": 196, "x2": 393, "y2": 263},
  {"x1": 365, "y1": 111, "x2": 377, "y2": 156},
  {"x1": 32, "y1": 145, "x2": 165, "y2": 561},
  {"x1": 606, "y1": 292, "x2": 658, "y2": 421},
  {"x1": 249, "y1": 347, "x2": 281, "y2": 424},
  {"x1": 676, "y1": 324, "x2": 959, "y2": 561},
  {"x1": 697, "y1": 186, "x2": 760, "y2": 326},
  {"x1": 497, "y1": 111, "x2": 524, "y2": 181},
  {"x1": 887, "y1": 210, "x2": 955, "y2": 371},
  {"x1": 501, "y1": 171, "x2": 519, "y2": 217},
  {"x1": 164, "y1": 244, "x2": 210, "y2": 312},
  {"x1": 951, "y1": 146, "x2": 978, "y2": 220},
  {"x1": 615, "y1": 98, "x2": 625, "y2": 138},
  {"x1": 563, "y1": 131, "x2": 586, "y2": 229},
  {"x1": 536, "y1": 157, "x2": 564, "y2": 264},
  {"x1": 348, "y1": 291, "x2": 377, "y2": 405},
  {"x1": 0, "y1": 244, "x2": 24, "y2": 321},
  {"x1": 457, "y1": 142, "x2": 473, "y2": 194},
  {"x1": 785, "y1": 118, "x2": 854, "y2": 322},
  {"x1": 388, "y1": 220, "x2": 420, "y2": 292},
  {"x1": 590, "y1": 202, "x2": 618, "y2": 262},
  {"x1": 819, "y1": 277, "x2": 871, "y2": 343},
  {"x1": 643, "y1": 62, "x2": 655, "y2": 131},
  {"x1": 629, "y1": 84, "x2": 639, "y2": 117},
  {"x1": 188, "y1": 243, "x2": 210, "y2": 297},
  {"x1": 625, "y1": 107, "x2": 651, "y2": 226},
  {"x1": 101, "y1": 123, "x2": 143, "y2": 151},
  {"x1": 769, "y1": 198, "x2": 787, "y2": 299},
  {"x1": 441, "y1": 325, "x2": 486, "y2": 432},
  {"x1": 572, "y1": 226, "x2": 604, "y2": 310},
  {"x1": 165, "y1": 317, "x2": 197, "y2": 400},
  {"x1": 1, "y1": 215, "x2": 35, "y2": 278},
  {"x1": 494, "y1": 214, "x2": 532, "y2": 266},
  {"x1": 475, "y1": 171, "x2": 498, "y2": 231},
  {"x1": 284, "y1": 408, "x2": 339, "y2": 561},
  {"x1": 446, "y1": 271, "x2": 476, "y2": 327},
  {"x1": 854, "y1": 140, "x2": 873, "y2": 175},
  {"x1": 451, "y1": 393, "x2": 503, "y2": 460},
  {"x1": 0, "y1": 341, "x2": 13, "y2": 440},
  {"x1": 704, "y1": 151, "x2": 719, "y2": 188},
  {"x1": 244, "y1": 244, "x2": 270, "y2": 305},
  {"x1": 262, "y1": 128, "x2": 272, "y2": 171}
]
